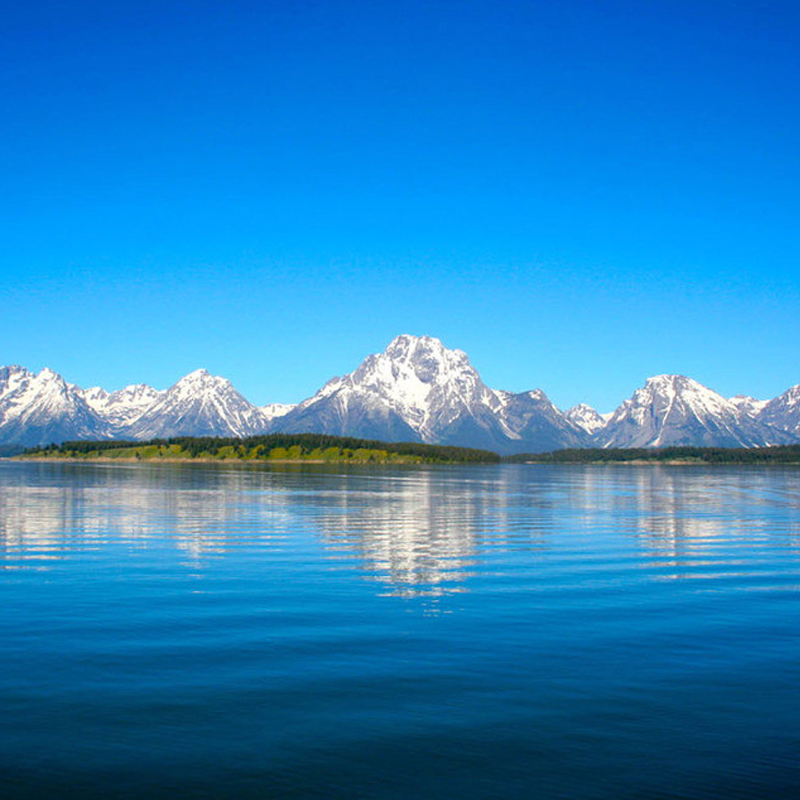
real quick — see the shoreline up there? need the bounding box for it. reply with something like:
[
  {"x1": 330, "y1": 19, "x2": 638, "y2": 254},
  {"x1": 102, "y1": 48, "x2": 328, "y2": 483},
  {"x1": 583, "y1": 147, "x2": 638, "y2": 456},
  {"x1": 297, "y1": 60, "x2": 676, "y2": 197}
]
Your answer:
[
  {"x1": 12, "y1": 456, "x2": 800, "y2": 467},
  {"x1": 14, "y1": 456, "x2": 372, "y2": 465}
]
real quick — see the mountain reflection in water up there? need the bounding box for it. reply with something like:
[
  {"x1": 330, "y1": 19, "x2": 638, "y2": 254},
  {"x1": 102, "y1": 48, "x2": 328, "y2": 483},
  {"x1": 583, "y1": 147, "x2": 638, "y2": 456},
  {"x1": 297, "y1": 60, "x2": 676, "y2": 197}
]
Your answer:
[{"x1": 2, "y1": 462, "x2": 799, "y2": 597}]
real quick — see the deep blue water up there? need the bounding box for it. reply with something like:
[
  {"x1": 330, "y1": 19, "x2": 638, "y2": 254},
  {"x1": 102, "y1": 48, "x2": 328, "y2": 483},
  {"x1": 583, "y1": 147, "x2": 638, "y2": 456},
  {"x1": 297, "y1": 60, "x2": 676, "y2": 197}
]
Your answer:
[{"x1": 1, "y1": 460, "x2": 799, "y2": 799}]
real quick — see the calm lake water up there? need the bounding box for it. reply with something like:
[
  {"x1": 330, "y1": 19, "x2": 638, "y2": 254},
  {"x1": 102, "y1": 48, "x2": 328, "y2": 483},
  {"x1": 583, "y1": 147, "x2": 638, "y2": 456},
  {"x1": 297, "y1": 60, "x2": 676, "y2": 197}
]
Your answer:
[{"x1": 1, "y1": 460, "x2": 799, "y2": 799}]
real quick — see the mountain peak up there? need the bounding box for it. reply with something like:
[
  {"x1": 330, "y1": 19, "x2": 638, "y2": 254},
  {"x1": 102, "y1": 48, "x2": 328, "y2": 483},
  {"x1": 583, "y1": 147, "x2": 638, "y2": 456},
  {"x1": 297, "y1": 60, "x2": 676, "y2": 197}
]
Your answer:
[
  {"x1": 170, "y1": 369, "x2": 234, "y2": 396},
  {"x1": 273, "y1": 335, "x2": 589, "y2": 453},
  {"x1": 37, "y1": 367, "x2": 62, "y2": 381},
  {"x1": 84, "y1": 386, "x2": 110, "y2": 403},
  {"x1": 598, "y1": 374, "x2": 789, "y2": 448},
  {"x1": 729, "y1": 394, "x2": 768, "y2": 416},
  {"x1": 386, "y1": 333, "x2": 453, "y2": 352},
  {"x1": 180, "y1": 368, "x2": 213, "y2": 381},
  {"x1": 347, "y1": 334, "x2": 484, "y2": 417},
  {"x1": 84, "y1": 383, "x2": 164, "y2": 429},
  {"x1": 565, "y1": 403, "x2": 608, "y2": 435},
  {"x1": 0, "y1": 365, "x2": 109, "y2": 446},
  {"x1": 387, "y1": 333, "x2": 442, "y2": 346},
  {"x1": 759, "y1": 382, "x2": 800, "y2": 436},
  {"x1": 643, "y1": 374, "x2": 697, "y2": 391},
  {"x1": 381, "y1": 334, "x2": 470, "y2": 373},
  {"x1": 129, "y1": 368, "x2": 264, "y2": 439}
]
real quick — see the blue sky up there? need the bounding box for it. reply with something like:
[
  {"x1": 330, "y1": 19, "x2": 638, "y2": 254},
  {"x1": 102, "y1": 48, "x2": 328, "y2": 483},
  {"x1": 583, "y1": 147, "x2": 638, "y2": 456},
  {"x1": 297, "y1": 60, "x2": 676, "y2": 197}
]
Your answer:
[{"x1": 2, "y1": 0, "x2": 799, "y2": 411}]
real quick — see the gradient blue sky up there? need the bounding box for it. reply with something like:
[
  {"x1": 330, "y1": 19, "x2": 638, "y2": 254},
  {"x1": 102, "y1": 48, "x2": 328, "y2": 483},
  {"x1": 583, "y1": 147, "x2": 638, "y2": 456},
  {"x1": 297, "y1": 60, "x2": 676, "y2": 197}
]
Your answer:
[{"x1": 3, "y1": 0, "x2": 799, "y2": 411}]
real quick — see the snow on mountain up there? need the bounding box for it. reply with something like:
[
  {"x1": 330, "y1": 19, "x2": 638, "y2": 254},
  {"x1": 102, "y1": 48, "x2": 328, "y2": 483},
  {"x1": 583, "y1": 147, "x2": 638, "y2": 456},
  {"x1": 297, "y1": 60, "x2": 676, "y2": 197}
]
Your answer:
[
  {"x1": 273, "y1": 335, "x2": 470, "y2": 443},
  {"x1": 758, "y1": 383, "x2": 800, "y2": 437},
  {"x1": 0, "y1": 365, "x2": 111, "y2": 446},
  {"x1": 85, "y1": 383, "x2": 164, "y2": 430},
  {"x1": 83, "y1": 386, "x2": 109, "y2": 408},
  {"x1": 595, "y1": 374, "x2": 793, "y2": 449},
  {"x1": 728, "y1": 394, "x2": 769, "y2": 417},
  {"x1": 259, "y1": 402, "x2": 295, "y2": 421},
  {"x1": 565, "y1": 403, "x2": 608, "y2": 435},
  {"x1": 3, "y1": 353, "x2": 798, "y2": 452},
  {"x1": 496, "y1": 390, "x2": 590, "y2": 452},
  {"x1": 273, "y1": 335, "x2": 588, "y2": 453},
  {"x1": 0, "y1": 365, "x2": 270, "y2": 445},
  {"x1": 127, "y1": 369, "x2": 269, "y2": 440}
]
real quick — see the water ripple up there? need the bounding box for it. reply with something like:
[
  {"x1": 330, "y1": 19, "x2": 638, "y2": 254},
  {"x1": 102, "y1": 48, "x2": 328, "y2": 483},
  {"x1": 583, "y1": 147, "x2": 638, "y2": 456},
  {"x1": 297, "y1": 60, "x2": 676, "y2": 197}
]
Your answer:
[{"x1": 2, "y1": 461, "x2": 800, "y2": 798}]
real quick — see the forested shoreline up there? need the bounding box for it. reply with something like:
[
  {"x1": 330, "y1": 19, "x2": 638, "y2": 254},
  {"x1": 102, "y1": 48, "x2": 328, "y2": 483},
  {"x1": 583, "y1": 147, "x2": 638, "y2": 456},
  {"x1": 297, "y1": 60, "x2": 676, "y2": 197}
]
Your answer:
[
  {"x1": 17, "y1": 439, "x2": 800, "y2": 465},
  {"x1": 503, "y1": 445, "x2": 800, "y2": 464},
  {"x1": 21, "y1": 434, "x2": 500, "y2": 464}
]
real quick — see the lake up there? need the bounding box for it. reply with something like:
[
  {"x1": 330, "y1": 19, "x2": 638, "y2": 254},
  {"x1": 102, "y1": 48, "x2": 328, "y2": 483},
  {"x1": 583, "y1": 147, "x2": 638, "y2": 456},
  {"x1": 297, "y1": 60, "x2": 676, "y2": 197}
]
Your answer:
[{"x1": 1, "y1": 460, "x2": 799, "y2": 799}]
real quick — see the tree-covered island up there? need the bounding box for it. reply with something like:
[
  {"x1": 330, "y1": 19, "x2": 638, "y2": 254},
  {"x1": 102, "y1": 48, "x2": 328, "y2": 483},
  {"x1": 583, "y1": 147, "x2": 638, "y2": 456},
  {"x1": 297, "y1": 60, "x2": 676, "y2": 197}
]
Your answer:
[
  {"x1": 21, "y1": 434, "x2": 501, "y2": 464},
  {"x1": 18, "y1": 440, "x2": 800, "y2": 466}
]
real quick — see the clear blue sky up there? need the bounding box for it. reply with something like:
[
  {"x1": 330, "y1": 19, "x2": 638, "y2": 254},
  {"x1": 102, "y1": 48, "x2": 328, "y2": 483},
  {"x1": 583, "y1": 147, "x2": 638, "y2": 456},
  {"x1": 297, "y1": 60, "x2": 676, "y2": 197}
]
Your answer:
[{"x1": 2, "y1": 0, "x2": 798, "y2": 411}]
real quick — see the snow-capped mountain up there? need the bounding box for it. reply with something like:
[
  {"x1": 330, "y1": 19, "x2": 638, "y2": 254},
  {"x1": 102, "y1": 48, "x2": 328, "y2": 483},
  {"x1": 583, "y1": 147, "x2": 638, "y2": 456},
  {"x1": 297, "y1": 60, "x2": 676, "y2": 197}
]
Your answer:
[
  {"x1": 127, "y1": 369, "x2": 269, "y2": 440},
  {"x1": 85, "y1": 384, "x2": 165, "y2": 430},
  {"x1": 0, "y1": 366, "x2": 111, "y2": 446},
  {"x1": 273, "y1": 335, "x2": 589, "y2": 454},
  {"x1": 497, "y1": 390, "x2": 590, "y2": 452},
  {"x1": 2, "y1": 344, "x2": 799, "y2": 452},
  {"x1": 273, "y1": 334, "x2": 490, "y2": 444},
  {"x1": 565, "y1": 403, "x2": 608, "y2": 435},
  {"x1": 758, "y1": 384, "x2": 800, "y2": 438},
  {"x1": 0, "y1": 366, "x2": 271, "y2": 445},
  {"x1": 259, "y1": 402, "x2": 296, "y2": 421},
  {"x1": 595, "y1": 375, "x2": 793, "y2": 449}
]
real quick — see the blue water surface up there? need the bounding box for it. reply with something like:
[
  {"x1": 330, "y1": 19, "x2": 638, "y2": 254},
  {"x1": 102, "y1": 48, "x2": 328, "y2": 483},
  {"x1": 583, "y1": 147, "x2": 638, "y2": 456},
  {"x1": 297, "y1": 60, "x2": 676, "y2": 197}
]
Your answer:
[{"x1": 1, "y1": 461, "x2": 799, "y2": 799}]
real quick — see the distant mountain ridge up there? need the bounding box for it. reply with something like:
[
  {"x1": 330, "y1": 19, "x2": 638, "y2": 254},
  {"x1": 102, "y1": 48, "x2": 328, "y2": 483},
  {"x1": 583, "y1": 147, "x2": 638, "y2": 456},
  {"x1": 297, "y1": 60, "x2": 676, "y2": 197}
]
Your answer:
[{"x1": 2, "y1": 335, "x2": 799, "y2": 452}]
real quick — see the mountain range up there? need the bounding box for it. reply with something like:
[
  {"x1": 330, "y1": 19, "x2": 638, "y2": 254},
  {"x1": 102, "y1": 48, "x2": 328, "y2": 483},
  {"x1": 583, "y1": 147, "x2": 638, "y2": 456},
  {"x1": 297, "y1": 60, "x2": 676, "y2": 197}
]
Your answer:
[{"x1": 2, "y1": 335, "x2": 799, "y2": 453}]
